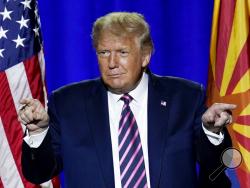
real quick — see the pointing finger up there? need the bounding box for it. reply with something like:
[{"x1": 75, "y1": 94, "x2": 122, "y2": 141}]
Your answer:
[
  {"x1": 20, "y1": 98, "x2": 33, "y2": 105},
  {"x1": 20, "y1": 98, "x2": 42, "y2": 111},
  {"x1": 214, "y1": 103, "x2": 237, "y2": 112}
]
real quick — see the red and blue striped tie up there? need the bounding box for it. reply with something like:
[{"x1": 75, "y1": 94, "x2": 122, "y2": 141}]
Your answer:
[{"x1": 119, "y1": 94, "x2": 148, "y2": 188}]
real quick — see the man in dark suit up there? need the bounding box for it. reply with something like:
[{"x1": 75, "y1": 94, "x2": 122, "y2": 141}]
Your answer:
[{"x1": 19, "y1": 12, "x2": 236, "y2": 188}]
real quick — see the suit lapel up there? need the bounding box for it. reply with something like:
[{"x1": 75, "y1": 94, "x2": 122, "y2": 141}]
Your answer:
[
  {"x1": 85, "y1": 80, "x2": 115, "y2": 188},
  {"x1": 148, "y1": 74, "x2": 170, "y2": 188}
]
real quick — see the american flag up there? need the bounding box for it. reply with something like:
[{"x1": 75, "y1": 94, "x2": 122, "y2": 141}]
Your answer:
[{"x1": 0, "y1": 0, "x2": 60, "y2": 187}]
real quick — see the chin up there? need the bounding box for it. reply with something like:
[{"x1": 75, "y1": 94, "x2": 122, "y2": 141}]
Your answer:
[{"x1": 107, "y1": 84, "x2": 127, "y2": 94}]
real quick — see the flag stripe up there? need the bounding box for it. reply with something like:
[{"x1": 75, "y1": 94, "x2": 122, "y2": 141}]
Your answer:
[
  {"x1": 38, "y1": 50, "x2": 46, "y2": 84},
  {"x1": 23, "y1": 55, "x2": 45, "y2": 105},
  {"x1": 5, "y1": 62, "x2": 32, "y2": 132},
  {"x1": 0, "y1": 72, "x2": 36, "y2": 188},
  {"x1": 214, "y1": 0, "x2": 235, "y2": 91},
  {"x1": 0, "y1": 178, "x2": 3, "y2": 188},
  {"x1": 38, "y1": 50, "x2": 48, "y2": 109},
  {"x1": 0, "y1": 117, "x2": 24, "y2": 188}
]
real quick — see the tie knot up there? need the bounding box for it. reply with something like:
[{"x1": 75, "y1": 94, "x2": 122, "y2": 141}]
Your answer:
[{"x1": 120, "y1": 94, "x2": 133, "y2": 105}]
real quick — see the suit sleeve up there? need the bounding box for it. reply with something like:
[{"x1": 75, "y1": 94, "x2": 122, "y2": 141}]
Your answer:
[
  {"x1": 194, "y1": 85, "x2": 232, "y2": 188},
  {"x1": 21, "y1": 93, "x2": 63, "y2": 184}
]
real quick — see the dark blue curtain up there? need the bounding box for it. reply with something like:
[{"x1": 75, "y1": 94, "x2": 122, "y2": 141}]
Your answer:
[
  {"x1": 38, "y1": 0, "x2": 213, "y2": 93},
  {"x1": 38, "y1": 0, "x2": 213, "y2": 186}
]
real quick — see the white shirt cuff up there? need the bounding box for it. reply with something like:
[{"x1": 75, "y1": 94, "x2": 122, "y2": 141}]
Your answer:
[
  {"x1": 23, "y1": 127, "x2": 49, "y2": 148},
  {"x1": 202, "y1": 124, "x2": 224, "y2": 146}
]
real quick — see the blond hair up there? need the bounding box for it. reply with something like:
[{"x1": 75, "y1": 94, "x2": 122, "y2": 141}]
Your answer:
[{"x1": 91, "y1": 12, "x2": 154, "y2": 52}]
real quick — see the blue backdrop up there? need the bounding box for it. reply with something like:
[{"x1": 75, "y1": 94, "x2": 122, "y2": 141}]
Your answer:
[
  {"x1": 38, "y1": 0, "x2": 214, "y2": 94},
  {"x1": 38, "y1": 0, "x2": 214, "y2": 186}
]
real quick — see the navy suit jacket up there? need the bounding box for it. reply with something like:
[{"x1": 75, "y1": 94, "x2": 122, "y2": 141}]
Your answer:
[{"x1": 22, "y1": 73, "x2": 231, "y2": 188}]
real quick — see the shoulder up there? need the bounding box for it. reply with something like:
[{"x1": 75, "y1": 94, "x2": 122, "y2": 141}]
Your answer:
[
  {"x1": 151, "y1": 73, "x2": 204, "y2": 92},
  {"x1": 149, "y1": 73, "x2": 207, "y2": 112},
  {"x1": 50, "y1": 77, "x2": 103, "y2": 99}
]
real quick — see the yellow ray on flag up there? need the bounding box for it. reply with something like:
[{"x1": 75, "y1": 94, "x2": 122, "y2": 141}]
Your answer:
[
  {"x1": 232, "y1": 69, "x2": 250, "y2": 94},
  {"x1": 233, "y1": 124, "x2": 250, "y2": 138},
  {"x1": 239, "y1": 103, "x2": 250, "y2": 116}
]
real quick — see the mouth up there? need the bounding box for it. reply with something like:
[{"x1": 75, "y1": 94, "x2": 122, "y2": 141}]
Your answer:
[{"x1": 107, "y1": 73, "x2": 125, "y2": 78}]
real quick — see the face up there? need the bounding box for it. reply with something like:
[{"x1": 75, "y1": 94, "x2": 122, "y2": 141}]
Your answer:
[{"x1": 96, "y1": 31, "x2": 151, "y2": 94}]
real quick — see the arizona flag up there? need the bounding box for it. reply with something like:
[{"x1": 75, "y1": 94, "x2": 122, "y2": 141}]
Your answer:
[
  {"x1": 207, "y1": 0, "x2": 250, "y2": 187},
  {"x1": 0, "y1": 0, "x2": 60, "y2": 187}
]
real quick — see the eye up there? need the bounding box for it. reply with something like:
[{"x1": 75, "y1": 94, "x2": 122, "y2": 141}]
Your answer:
[
  {"x1": 119, "y1": 50, "x2": 129, "y2": 57},
  {"x1": 97, "y1": 50, "x2": 110, "y2": 57}
]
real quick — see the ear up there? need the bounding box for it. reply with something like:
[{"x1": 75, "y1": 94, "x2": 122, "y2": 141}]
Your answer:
[{"x1": 142, "y1": 50, "x2": 151, "y2": 68}]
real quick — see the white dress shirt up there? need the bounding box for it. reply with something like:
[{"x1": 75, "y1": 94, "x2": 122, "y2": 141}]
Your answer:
[
  {"x1": 24, "y1": 72, "x2": 224, "y2": 188},
  {"x1": 108, "y1": 73, "x2": 150, "y2": 188}
]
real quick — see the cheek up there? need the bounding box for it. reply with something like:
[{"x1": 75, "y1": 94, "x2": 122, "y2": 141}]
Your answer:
[
  {"x1": 129, "y1": 60, "x2": 142, "y2": 74},
  {"x1": 98, "y1": 61, "x2": 107, "y2": 72},
  {"x1": 118, "y1": 58, "x2": 128, "y2": 67},
  {"x1": 121, "y1": 56, "x2": 140, "y2": 69}
]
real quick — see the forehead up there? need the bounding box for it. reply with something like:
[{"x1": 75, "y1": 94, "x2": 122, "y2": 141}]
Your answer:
[{"x1": 97, "y1": 30, "x2": 140, "y2": 49}]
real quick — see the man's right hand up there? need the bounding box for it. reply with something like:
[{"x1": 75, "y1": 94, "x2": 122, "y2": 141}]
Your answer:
[{"x1": 18, "y1": 98, "x2": 49, "y2": 135}]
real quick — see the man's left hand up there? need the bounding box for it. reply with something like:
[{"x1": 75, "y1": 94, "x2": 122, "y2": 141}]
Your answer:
[{"x1": 202, "y1": 103, "x2": 237, "y2": 133}]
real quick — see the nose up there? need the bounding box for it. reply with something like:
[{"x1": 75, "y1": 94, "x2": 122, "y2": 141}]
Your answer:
[{"x1": 108, "y1": 52, "x2": 118, "y2": 69}]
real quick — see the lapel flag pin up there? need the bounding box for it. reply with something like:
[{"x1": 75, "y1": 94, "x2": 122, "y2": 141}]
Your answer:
[{"x1": 161, "y1": 100, "x2": 167, "y2": 106}]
